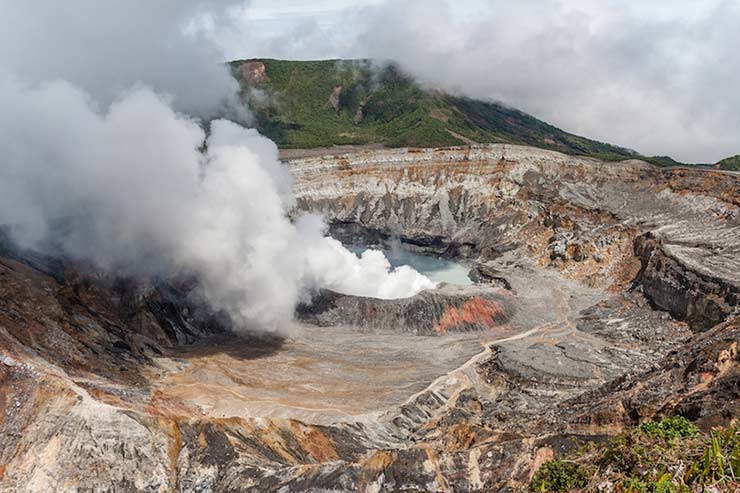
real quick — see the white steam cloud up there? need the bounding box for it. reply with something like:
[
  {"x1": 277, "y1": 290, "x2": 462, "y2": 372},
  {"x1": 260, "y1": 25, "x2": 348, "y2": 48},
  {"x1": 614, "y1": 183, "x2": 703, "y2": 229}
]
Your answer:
[{"x1": 0, "y1": 1, "x2": 435, "y2": 332}]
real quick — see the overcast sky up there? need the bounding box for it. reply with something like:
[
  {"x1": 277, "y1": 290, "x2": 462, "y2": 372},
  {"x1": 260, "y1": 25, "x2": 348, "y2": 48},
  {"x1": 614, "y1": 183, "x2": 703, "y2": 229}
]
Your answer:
[{"x1": 211, "y1": 0, "x2": 739, "y2": 163}]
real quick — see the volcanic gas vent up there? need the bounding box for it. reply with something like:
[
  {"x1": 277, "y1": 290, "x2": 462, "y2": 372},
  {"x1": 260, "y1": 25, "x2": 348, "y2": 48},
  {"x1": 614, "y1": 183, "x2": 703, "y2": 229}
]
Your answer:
[{"x1": 313, "y1": 237, "x2": 437, "y2": 299}]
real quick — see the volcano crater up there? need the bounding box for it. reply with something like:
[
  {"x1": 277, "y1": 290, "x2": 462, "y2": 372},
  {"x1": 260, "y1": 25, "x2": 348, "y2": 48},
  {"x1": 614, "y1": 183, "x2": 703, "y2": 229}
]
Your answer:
[{"x1": 1, "y1": 144, "x2": 738, "y2": 491}]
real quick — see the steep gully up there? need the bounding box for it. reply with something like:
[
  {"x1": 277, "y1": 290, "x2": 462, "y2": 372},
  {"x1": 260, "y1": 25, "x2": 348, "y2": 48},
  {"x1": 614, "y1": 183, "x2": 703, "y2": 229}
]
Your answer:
[{"x1": 0, "y1": 144, "x2": 737, "y2": 491}]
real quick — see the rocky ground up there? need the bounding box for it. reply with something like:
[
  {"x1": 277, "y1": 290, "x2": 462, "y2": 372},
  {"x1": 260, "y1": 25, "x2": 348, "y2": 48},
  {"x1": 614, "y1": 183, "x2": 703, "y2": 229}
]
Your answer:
[{"x1": 0, "y1": 144, "x2": 738, "y2": 492}]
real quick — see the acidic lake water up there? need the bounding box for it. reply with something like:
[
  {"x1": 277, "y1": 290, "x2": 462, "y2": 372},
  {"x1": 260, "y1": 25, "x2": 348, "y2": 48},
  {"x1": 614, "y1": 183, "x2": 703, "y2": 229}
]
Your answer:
[{"x1": 354, "y1": 245, "x2": 473, "y2": 286}]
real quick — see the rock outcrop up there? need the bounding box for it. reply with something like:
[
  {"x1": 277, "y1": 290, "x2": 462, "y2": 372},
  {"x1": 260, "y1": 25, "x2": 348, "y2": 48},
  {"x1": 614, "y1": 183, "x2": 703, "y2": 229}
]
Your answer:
[
  {"x1": 329, "y1": 85, "x2": 343, "y2": 113},
  {"x1": 238, "y1": 60, "x2": 267, "y2": 86},
  {"x1": 297, "y1": 285, "x2": 513, "y2": 335},
  {"x1": 634, "y1": 232, "x2": 739, "y2": 330},
  {"x1": 558, "y1": 316, "x2": 740, "y2": 430}
]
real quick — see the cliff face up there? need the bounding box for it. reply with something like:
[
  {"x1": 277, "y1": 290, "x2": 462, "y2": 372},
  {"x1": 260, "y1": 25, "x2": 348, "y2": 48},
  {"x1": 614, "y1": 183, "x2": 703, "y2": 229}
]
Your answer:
[
  {"x1": 297, "y1": 285, "x2": 514, "y2": 335},
  {"x1": 0, "y1": 145, "x2": 738, "y2": 492},
  {"x1": 635, "y1": 233, "x2": 738, "y2": 330}
]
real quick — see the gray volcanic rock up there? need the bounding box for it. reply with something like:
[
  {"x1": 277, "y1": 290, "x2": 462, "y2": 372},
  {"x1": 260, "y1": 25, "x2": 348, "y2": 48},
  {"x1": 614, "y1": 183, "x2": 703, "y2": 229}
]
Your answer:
[
  {"x1": 297, "y1": 284, "x2": 514, "y2": 335},
  {"x1": 635, "y1": 232, "x2": 739, "y2": 330},
  {"x1": 557, "y1": 316, "x2": 740, "y2": 430}
]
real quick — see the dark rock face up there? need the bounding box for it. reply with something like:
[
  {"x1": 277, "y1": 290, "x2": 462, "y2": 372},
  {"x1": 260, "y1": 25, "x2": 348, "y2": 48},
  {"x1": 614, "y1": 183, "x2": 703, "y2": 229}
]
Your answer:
[
  {"x1": 635, "y1": 233, "x2": 739, "y2": 330},
  {"x1": 0, "y1": 244, "x2": 228, "y2": 388},
  {"x1": 1, "y1": 144, "x2": 738, "y2": 492},
  {"x1": 297, "y1": 285, "x2": 514, "y2": 335},
  {"x1": 468, "y1": 263, "x2": 513, "y2": 290},
  {"x1": 558, "y1": 317, "x2": 740, "y2": 430}
]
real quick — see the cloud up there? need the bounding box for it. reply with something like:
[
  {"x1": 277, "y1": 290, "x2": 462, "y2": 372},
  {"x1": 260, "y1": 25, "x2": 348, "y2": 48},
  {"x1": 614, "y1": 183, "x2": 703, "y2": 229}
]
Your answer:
[
  {"x1": 220, "y1": 0, "x2": 740, "y2": 163},
  {"x1": 0, "y1": 0, "x2": 245, "y2": 118}
]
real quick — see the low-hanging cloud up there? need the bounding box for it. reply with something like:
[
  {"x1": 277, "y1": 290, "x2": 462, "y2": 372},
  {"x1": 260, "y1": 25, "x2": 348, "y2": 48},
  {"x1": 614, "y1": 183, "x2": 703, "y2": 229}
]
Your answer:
[
  {"x1": 0, "y1": 0, "x2": 245, "y2": 118},
  {"x1": 221, "y1": 0, "x2": 740, "y2": 163},
  {"x1": 0, "y1": 1, "x2": 435, "y2": 332}
]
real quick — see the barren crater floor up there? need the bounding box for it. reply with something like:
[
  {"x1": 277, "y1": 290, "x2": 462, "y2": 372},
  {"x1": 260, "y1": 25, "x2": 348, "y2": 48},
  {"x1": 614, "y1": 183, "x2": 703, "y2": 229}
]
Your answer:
[{"x1": 150, "y1": 326, "x2": 485, "y2": 425}]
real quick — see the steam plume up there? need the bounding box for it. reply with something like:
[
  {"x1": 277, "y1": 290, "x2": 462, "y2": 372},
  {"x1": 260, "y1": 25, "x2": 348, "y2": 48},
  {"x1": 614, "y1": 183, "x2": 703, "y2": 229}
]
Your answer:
[{"x1": 0, "y1": 1, "x2": 434, "y2": 332}]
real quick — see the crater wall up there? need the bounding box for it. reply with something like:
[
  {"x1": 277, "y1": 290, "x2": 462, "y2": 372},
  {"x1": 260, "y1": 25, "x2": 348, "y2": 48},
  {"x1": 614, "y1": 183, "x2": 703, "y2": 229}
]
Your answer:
[{"x1": 290, "y1": 144, "x2": 740, "y2": 328}]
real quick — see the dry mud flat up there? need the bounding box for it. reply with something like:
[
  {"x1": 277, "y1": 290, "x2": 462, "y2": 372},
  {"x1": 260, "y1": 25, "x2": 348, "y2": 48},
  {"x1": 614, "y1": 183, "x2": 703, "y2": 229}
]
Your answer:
[
  {"x1": 0, "y1": 144, "x2": 738, "y2": 491},
  {"x1": 150, "y1": 325, "x2": 485, "y2": 425}
]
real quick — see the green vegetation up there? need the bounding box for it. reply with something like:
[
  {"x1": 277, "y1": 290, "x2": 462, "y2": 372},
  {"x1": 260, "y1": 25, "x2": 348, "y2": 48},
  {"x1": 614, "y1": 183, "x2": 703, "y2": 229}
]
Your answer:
[
  {"x1": 641, "y1": 156, "x2": 685, "y2": 168},
  {"x1": 639, "y1": 416, "x2": 699, "y2": 441},
  {"x1": 231, "y1": 58, "x2": 478, "y2": 148},
  {"x1": 717, "y1": 155, "x2": 740, "y2": 171},
  {"x1": 529, "y1": 417, "x2": 740, "y2": 492},
  {"x1": 229, "y1": 58, "x2": 685, "y2": 164},
  {"x1": 685, "y1": 426, "x2": 740, "y2": 486},
  {"x1": 529, "y1": 459, "x2": 590, "y2": 492}
]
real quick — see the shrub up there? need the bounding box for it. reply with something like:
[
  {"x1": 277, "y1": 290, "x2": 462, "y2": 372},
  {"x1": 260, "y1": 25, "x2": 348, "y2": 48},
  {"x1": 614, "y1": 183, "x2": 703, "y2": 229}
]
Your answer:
[
  {"x1": 529, "y1": 459, "x2": 589, "y2": 492},
  {"x1": 639, "y1": 416, "x2": 699, "y2": 442},
  {"x1": 617, "y1": 478, "x2": 647, "y2": 492},
  {"x1": 599, "y1": 438, "x2": 646, "y2": 476},
  {"x1": 528, "y1": 420, "x2": 739, "y2": 492}
]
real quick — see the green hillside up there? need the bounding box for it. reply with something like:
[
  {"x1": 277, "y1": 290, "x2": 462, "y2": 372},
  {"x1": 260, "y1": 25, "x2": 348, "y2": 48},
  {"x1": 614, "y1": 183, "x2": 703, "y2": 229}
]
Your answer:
[
  {"x1": 229, "y1": 59, "x2": 673, "y2": 164},
  {"x1": 716, "y1": 155, "x2": 740, "y2": 171}
]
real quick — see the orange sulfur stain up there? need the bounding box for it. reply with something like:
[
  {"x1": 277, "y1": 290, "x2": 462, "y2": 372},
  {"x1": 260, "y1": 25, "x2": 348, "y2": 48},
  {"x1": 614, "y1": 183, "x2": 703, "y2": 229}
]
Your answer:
[
  {"x1": 436, "y1": 298, "x2": 505, "y2": 333},
  {"x1": 289, "y1": 421, "x2": 340, "y2": 462}
]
